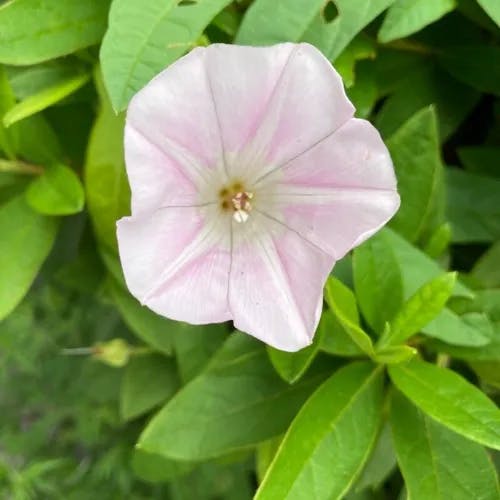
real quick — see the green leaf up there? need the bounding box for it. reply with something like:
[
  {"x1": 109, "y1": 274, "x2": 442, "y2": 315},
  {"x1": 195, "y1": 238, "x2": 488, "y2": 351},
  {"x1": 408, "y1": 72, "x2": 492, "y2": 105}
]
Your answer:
[
  {"x1": 132, "y1": 449, "x2": 193, "y2": 484},
  {"x1": 0, "y1": 0, "x2": 111, "y2": 65},
  {"x1": 353, "y1": 231, "x2": 404, "y2": 334},
  {"x1": 0, "y1": 196, "x2": 58, "y2": 320},
  {"x1": 302, "y1": 0, "x2": 398, "y2": 61},
  {"x1": 376, "y1": 63, "x2": 479, "y2": 142},
  {"x1": 267, "y1": 331, "x2": 322, "y2": 384},
  {"x1": 440, "y1": 45, "x2": 500, "y2": 96},
  {"x1": 374, "y1": 345, "x2": 417, "y2": 364},
  {"x1": 325, "y1": 277, "x2": 375, "y2": 357},
  {"x1": 138, "y1": 333, "x2": 326, "y2": 460},
  {"x1": 471, "y1": 241, "x2": 500, "y2": 288},
  {"x1": 423, "y1": 222, "x2": 451, "y2": 259},
  {"x1": 25, "y1": 164, "x2": 84, "y2": 216},
  {"x1": 0, "y1": 66, "x2": 16, "y2": 159},
  {"x1": 173, "y1": 323, "x2": 228, "y2": 383},
  {"x1": 458, "y1": 146, "x2": 500, "y2": 178},
  {"x1": 121, "y1": 354, "x2": 179, "y2": 421},
  {"x1": 382, "y1": 228, "x2": 472, "y2": 299},
  {"x1": 378, "y1": 0, "x2": 456, "y2": 43},
  {"x1": 100, "y1": 0, "x2": 232, "y2": 112},
  {"x1": 107, "y1": 277, "x2": 175, "y2": 356},
  {"x1": 446, "y1": 169, "x2": 500, "y2": 243},
  {"x1": 379, "y1": 273, "x2": 457, "y2": 347},
  {"x1": 255, "y1": 363, "x2": 384, "y2": 500},
  {"x1": 354, "y1": 422, "x2": 397, "y2": 492},
  {"x1": 390, "y1": 390, "x2": 500, "y2": 500},
  {"x1": 3, "y1": 71, "x2": 90, "y2": 127},
  {"x1": 256, "y1": 437, "x2": 282, "y2": 484},
  {"x1": 84, "y1": 68, "x2": 130, "y2": 252},
  {"x1": 319, "y1": 309, "x2": 364, "y2": 357},
  {"x1": 387, "y1": 106, "x2": 444, "y2": 242},
  {"x1": 477, "y1": 0, "x2": 500, "y2": 26},
  {"x1": 236, "y1": 0, "x2": 325, "y2": 44},
  {"x1": 388, "y1": 359, "x2": 500, "y2": 449},
  {"x1": 422, "y1": 309, "x2": 492, "y2": 347}
]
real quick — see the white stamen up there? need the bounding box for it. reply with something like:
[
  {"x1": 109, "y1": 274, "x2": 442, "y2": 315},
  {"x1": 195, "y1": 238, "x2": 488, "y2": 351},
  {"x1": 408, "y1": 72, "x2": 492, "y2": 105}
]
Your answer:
[{"x1": 233, "y1": 209, "x2": 249, "y2": 223}]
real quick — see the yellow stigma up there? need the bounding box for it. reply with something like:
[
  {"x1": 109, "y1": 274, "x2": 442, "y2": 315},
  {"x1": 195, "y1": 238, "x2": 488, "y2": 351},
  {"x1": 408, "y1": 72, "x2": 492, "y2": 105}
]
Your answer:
[{"x1": 219, "y1": 182, "x2": 254, "y2": 223}]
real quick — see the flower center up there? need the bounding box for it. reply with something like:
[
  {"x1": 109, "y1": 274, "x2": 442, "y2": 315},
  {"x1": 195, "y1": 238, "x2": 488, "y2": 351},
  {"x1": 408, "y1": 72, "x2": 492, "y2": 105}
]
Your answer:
[{"x1": 219, "y1": 182, "x2": 254, "y2": 223}]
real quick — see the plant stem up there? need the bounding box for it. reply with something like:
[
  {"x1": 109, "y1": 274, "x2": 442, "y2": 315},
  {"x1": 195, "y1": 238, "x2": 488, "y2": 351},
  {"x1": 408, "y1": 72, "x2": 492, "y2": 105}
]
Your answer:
[{"x1": 0, "y1": 158, "x2": 43, "y2": 175}]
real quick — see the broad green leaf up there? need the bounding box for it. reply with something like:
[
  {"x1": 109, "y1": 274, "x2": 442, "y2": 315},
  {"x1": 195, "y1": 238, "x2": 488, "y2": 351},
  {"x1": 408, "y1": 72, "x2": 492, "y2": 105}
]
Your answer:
[
  {"x1": 235, "y1": 0, "x2": 325, "y2": 44},
  {"x1": 379, "y1": 273, "x2": 456, "y2": 347},
  {"x1": 477, "y1": 0, "x2": 500, "y2": 26},
  {"x1": 25, "y1": 164, "x2": 84, "y2": 216},
  {"x1": 334, "y1": 34, "x2": 376, "y2": 88},
  {"x1": 101, "y1": 0, "x2": 232, "y2": 111},
  {"x1": 3, "y1": 71, "x2": 90, "y2": 127},
  {"x1": 138, "y1": 334, "x2": 326, "y2": 460},
  {"x1": 446, "y1": 169, "x2": 500, "y2": 243},
  {"x1": 267, "y1": 330, "x2": 322, "y2": 384},
  {"x1": 0, "y1": 66, "x2": 16, "y2": 159},
  {"x1": 430, "y1": 290, "x2": 500, "y2": 361},
  {"x1": 302, "y1": 0, "x2": 398, "y2": 61},
  {"x1": 173, "y1": 323, "x2": 228, "y2": 383},
  {"x1": 256, "y1": 437, "x2": 282, "y2": 484},
  {"x1": 391, "y1": 391, "x2": 500, "y2": 500},
  {"x1": 0, "y1": 0, "x2": 111, "y2": 65},
  {"x1": 389, "y1": 359, "x2": 500, "y2": 449},
  {"x1": 382, "y1": 228, "x2": 472, "y2": 299},
  {"x1": 440, "y1": 45, "x2": 500, "y2": 96},
  {"x1": 346, "y1": 60, "x2": 378, "y2": 118},
  {"x1": 422, "y1": 309, "x2": 492, "y2": 347},
  {"x1": 354, "y1": 422, "x2": 397, "y2": 492},
  {"x1": 0, "y1": 196, "x2": 58, "y2": 320},
  {"x1": 132, "y1": 449, "x2": 193, "y2": 484},
  {"x1": 458, "y1": 146, "x2": 500, "y2": 178},
  {"x1": 107, "y1": 278, "x2": 175, "y2": 356},
  {"x1": 325, "y1": 277, "x2": 375, "y2": 356},
  {"x1": 378, "y1": 0, "x2": 456, "y2": 43},
  {"x1": 387, "y1": 107, "x2": 444, "y2": 242},
  {"x1": 319, "y1": 310, "x2": 364, "y2": 357},
  {"x1": 376, "y1": 63, "x2": 479, "y2": 142},
  {"x1": 471, "y1": 241, "x2": 500, "y2": 288},
  {"x1": 84, "y1": 68, "x2": 130, "y2": 252},
  {"x1": 13, "y1": 114, "x2": 62, "y2": 164},
  {"x1": 121, "y1": 354, "x2": 179, "y2": 421},
  {"x1": 353, "y1": 231, "x2": 403, "y2": 334},
  {"x1": 255, "y1": 363, "x2": 384, "y2": 500}
]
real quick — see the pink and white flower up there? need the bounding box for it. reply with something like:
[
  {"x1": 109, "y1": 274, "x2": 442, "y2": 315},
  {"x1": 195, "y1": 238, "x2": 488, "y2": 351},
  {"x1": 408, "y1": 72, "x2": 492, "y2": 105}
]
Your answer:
[{"x1": 116, "y1": 43, "x2": 400, "y2": 352}]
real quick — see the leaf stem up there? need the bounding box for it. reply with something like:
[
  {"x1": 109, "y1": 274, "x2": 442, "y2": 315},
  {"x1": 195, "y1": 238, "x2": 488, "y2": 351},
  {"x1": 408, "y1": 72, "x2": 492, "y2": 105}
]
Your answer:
[{"x1": 0, "y1": 158, "x2": 43, "y2": 175}]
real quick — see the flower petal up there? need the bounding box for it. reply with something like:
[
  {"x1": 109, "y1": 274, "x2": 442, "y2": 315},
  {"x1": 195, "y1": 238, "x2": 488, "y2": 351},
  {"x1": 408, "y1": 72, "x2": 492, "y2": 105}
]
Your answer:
[
  {"x1": 125, "y1": 47, "x2": 225, "y2": 196},
  {"x1": 124, "y1": 125, "x2": 199, "y2": 215},
  {"x1": 117, "y1": 207, "x2": 231, "y2": 323},
  {"x1": 261, "y1": 118, "x2": 400, "y2": 259},
  {"x1": 242, "y1": 43, "x2": 355, "y2": 180},
  {"x1": 229, "y1": 213, "x2": 332, "y2": 352},
  {"x1": 203, "y1": 43, "x2": 296, "y2": 161}
]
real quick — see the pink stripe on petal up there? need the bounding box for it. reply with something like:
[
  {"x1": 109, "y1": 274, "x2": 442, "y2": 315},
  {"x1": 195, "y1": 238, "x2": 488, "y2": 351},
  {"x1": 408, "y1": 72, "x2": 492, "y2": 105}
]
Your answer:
[
  {"x1": 248, "y1": 43, "x2": 355, "y2": 180},
  {"x1": 126, "y1": 47, "x2": 224, "y2": 182},
  {"x1": 124, "y1": 125, "x2": 199, "y2": 215},
  {"x1": 117, "y1": 207, "x2": 231, "y2": 323},
  {"x1": 229, "y1": 213, "x2": 332, "y2": 352}
]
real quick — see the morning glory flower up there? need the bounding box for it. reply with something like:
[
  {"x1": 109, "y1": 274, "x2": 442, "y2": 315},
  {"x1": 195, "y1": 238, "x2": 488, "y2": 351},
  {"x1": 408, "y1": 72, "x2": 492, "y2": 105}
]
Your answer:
[{"x1": 116, "y1": 43, "x2": 400, "y2": 352}]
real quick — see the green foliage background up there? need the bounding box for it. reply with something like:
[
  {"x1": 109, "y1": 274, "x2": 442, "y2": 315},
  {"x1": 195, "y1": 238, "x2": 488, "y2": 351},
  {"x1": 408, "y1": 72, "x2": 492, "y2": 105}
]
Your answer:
[{"x1": 0, "y1": 0, "x2": 500, "y2": 498}]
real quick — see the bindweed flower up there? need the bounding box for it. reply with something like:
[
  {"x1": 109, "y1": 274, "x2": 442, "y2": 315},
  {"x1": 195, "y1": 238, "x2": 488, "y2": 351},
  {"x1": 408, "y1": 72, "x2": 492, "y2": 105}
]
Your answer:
[{"x1": 117, "y1": 43, "x2": 400, "y2": 352}]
